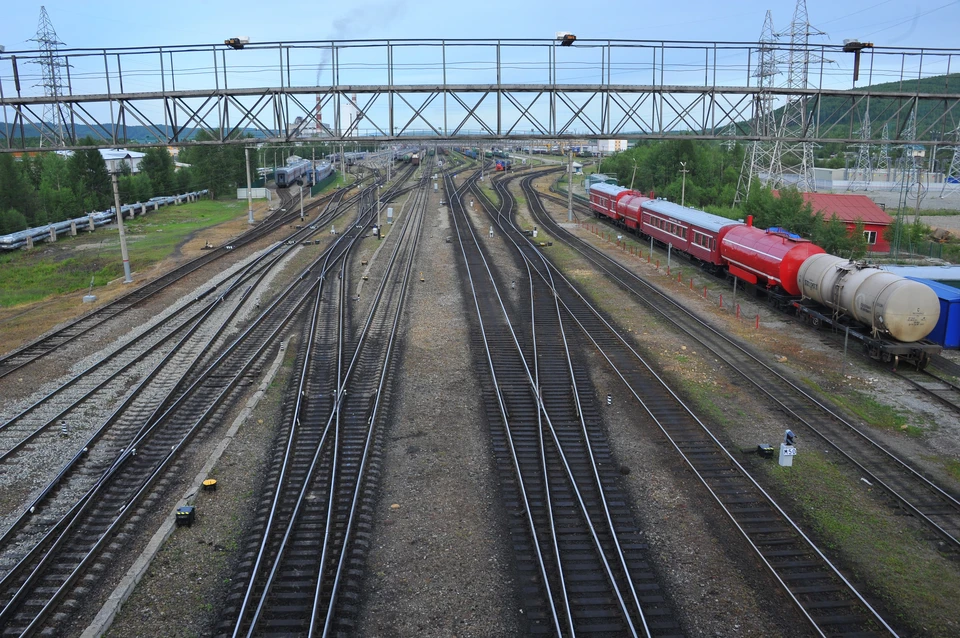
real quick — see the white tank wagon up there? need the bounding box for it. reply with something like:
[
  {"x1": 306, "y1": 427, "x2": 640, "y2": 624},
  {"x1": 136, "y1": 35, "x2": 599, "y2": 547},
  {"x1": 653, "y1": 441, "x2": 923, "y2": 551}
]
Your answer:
[{"x1": 797, "y1": 254, "x2": 941, "y2": 343}]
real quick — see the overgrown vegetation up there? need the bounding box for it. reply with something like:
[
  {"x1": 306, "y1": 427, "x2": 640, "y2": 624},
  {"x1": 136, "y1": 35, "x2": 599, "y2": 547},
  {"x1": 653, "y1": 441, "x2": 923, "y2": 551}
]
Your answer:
[{"x1": 0, "y1": 200, "x2": 245, "y2": 307}]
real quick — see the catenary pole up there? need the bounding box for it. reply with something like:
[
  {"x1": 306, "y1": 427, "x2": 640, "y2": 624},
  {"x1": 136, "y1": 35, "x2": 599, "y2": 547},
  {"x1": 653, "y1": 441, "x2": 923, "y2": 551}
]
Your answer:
[{"x1": 245, "y1": 147, "x2": 254, "y2": 224}]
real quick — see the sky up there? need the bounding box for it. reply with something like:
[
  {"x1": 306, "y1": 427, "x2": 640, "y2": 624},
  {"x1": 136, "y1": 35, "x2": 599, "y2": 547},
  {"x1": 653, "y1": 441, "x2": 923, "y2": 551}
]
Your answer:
[{"x1": 1, "y1": 0, "x2": 958, "y2": 52}]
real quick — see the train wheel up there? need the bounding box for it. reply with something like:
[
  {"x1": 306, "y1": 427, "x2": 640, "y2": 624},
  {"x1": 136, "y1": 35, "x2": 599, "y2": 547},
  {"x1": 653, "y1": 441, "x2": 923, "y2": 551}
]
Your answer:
[
  {"x1": 917, "y1": 352, "x2": 931, "y2": 371},
  {"x1": 811, "y1": 317, "x2": 822, "y2": 329}
]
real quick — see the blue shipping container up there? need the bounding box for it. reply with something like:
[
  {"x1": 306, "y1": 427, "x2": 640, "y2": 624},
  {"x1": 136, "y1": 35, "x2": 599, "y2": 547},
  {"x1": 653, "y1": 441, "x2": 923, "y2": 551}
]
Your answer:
[{"x1": 907, "y1": 277, "x2": 960, "y2": 349}]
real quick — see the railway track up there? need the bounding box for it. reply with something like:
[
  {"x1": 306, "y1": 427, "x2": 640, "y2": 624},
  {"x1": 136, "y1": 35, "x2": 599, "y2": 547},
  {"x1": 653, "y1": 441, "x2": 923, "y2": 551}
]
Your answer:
[
  {"x1": 894, "y1": 365, "x2": 960, "y2": 415},
  {"x1": 454, "y1": 168, "x2": 681, "y2": 636},
  {"x1": 464, "y1": 171, "x2": 899, "y2": 636},
  {"x1": 0, "y1": 179, "x2": 396, "y2": 635},
  {"x1": 522, "y1": 174, "x2": 960, "y2": 557},
  {"x1": 221, "y1": 164, "x2": 428, "y2": 636}
]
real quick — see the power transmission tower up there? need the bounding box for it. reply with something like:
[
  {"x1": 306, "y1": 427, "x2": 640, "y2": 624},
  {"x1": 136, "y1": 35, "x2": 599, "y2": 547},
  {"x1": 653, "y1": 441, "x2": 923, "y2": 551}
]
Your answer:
[
  {"x1": 940, "y1": 128, "x2": 960, "y2": 198},
  {"x1": 733, "y1": 10, "x2": 779, "y2": 206},
  {"x1": 770, "y1": 0, "x2": 824, "y2": 192},
  {"x1": 29, "y1": 6, "x2": 68, "y2": 147},
  {"x1": 892, "y1": 108, "x2": 925, "y2": 258},
  {"x1": 847, "y1": 107, "x2": 872, "y2": 191},
  {"x1": 894, "y1": 107, "x2": 925, "y2": 203},
  {"x1": 875, "y1": 123, "x2": 891, "y2": 178}
]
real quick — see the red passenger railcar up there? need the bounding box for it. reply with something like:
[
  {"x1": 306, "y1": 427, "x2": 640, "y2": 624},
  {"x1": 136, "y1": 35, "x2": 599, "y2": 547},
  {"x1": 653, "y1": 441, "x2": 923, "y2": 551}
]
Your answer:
[
  {"x1": 720, "y1": 223, "x2": 825, "y2": 296},
  {"x1": 589, "y1": 182, "x2": 637, "y2": 224},
  {"x1": 637, "y1": 199, "x2": 742, "y2": 267}
]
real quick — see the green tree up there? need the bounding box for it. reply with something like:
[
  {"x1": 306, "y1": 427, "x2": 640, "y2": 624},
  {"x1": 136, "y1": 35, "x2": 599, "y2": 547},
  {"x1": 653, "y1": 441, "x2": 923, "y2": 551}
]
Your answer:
[
  {"x1": 0, "y1": 208, "x2": 28, "y2": 234},
  {"x1": 38, "y1": 152, "x2": 78, "y2": 222},
  {"x1": 140, "y1": 147, "x2": 176, "y2": 194},
  {"x1": 67, "y1": 139, "x2": 112, "y2": 211},
  {"x1": 0, "y1": 153, "x2": 38, "y2": 224},
  {"x1": 178, "y1": 131, "x2": 250, "y2": 198}
]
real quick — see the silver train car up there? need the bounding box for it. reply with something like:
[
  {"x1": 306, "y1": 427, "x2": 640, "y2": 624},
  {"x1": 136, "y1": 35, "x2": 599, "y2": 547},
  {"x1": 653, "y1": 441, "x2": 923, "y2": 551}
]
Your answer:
[
  {"x1": 275, "y1": 159, "x2": 314, "y2": 188},
  {"x1": 0, "y1": 190, "x2": 209, "y2": 251}
]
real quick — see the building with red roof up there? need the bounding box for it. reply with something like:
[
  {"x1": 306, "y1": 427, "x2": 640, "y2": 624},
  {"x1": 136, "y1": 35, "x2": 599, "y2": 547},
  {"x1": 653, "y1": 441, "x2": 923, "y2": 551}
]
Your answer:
[{"x1": 776, "y1": 192, "x2": 894, "y2": 252}]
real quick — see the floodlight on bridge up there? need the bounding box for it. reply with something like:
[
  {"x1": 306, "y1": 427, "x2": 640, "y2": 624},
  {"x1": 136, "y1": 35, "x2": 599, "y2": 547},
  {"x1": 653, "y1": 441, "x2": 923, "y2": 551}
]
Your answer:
[
  {"x1": 225, "y1": 36, "x2": 250, "y2": 50},
  {"x1": 556, "y1": 32, "x2": 576, "y2": 46},
  {"x1": 843, "y1": 39, "x2": 873, "y2": 82}
]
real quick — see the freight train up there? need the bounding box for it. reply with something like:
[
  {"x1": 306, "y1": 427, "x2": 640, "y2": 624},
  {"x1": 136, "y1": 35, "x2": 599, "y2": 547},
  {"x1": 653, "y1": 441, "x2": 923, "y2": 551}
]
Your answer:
[{"x1": 588, "y1": 182, "x2": 942, "y2": 368}]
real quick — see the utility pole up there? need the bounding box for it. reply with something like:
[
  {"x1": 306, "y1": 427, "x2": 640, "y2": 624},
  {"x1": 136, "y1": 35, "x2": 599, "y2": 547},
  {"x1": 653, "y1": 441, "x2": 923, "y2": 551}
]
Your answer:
[
  {"x1": 680, "y1": 162, "x2": 690, "y2": 206},
  {"x1": 111, "y1": 172, "x2": 133, "y2": 284},
  {"x1": 680, "y1": 162, "x2": 690, "y2": 207},
  {"x1": 630, "y1": 160, "x2": 638, "y2": 191},
  {"x1": 245, "y1": 147, "x2": 254, "y2": 224},
  {"x1": 568, "y1": 150, "x2": 574, "y2": 222}
]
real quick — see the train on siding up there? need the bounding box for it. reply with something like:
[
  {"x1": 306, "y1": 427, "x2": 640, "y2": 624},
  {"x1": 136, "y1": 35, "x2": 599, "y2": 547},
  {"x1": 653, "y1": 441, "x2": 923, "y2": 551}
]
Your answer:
[
  {"x1": 275, "y1": 158, "x2": 314, "y2": 188},
  {"x1": 587, "y1": 182, "x2": 942, "y2": 368},
  {"x1": 495, "y1": 159, "x2": 512, "y2": 171}
]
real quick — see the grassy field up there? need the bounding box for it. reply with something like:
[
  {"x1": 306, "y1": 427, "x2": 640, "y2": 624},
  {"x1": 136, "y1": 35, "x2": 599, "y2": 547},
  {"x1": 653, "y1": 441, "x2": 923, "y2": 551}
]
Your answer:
[{"x1": 0, "y1": 199, "x2": 248, "y2": 308}]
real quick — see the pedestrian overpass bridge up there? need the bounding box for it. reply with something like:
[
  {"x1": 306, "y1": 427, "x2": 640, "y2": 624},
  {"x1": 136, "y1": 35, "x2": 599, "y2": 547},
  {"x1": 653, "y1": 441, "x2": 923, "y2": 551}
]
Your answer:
[{"x1": 1, "y1": 38, "x2": 958, "y2": 151}]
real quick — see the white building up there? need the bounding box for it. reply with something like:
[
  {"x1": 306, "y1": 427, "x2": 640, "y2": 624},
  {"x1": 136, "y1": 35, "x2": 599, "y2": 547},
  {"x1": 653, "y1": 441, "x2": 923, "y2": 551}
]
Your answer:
[
  {"x1": 57, "y1": 148, "x2": 147, "y2": 173},
  {"x1": 598, "y1": 139, "x2": 628, "y2": 153}
]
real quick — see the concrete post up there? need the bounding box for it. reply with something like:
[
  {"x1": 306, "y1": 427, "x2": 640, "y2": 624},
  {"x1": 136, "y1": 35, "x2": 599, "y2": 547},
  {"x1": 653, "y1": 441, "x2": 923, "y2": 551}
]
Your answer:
[
  {"x1": 26, "y1": 236, "x2": 34, "y2": 249},
  {"x1": 141, "y1": 202, "x2": 147, "y2": 216},
  {"x1": 112, "y1": 172, "x2": 133, "y2": 284},
  {"x1": 49, "y1": 226, "x2": 57, "y2": 242},
  {"x1": 88, "y1": 215, "x2": 95, "y2": 231},
  {"x1": 70, "y1": 222, "x2": 77, "y2": 236}
]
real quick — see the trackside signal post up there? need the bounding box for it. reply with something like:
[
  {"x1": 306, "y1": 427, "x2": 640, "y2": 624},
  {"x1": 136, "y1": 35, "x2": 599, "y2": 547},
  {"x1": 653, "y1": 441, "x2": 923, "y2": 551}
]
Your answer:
[{"x1": 779, "y1": 429, "x2": 797, "y2": 467}]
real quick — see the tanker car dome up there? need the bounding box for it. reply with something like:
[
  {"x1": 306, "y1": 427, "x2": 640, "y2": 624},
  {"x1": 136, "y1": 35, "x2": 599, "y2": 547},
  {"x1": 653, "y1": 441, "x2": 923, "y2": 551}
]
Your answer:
[{"x1": 797, "y1": 254, "x2": 941, "y2": 343}]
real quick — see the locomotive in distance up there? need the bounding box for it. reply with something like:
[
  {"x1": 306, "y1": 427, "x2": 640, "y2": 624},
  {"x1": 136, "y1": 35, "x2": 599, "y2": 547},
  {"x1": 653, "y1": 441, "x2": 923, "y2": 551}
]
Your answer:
[{"x1": 587, "y1": 182, "x2": 941, "y2": 368}]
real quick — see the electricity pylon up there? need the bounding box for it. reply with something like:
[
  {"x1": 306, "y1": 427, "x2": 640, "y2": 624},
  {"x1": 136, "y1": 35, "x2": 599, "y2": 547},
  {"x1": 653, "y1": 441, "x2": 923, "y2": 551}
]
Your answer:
[{"x1": 734, "y1": 10, "x2": 779, "y2": 206}]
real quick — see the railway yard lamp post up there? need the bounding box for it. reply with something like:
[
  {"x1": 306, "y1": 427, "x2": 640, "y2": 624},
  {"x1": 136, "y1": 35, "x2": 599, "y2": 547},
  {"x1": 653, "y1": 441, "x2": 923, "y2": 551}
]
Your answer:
[{"x1": 110, "y1": 172, "x2": 133, "y2": 284}]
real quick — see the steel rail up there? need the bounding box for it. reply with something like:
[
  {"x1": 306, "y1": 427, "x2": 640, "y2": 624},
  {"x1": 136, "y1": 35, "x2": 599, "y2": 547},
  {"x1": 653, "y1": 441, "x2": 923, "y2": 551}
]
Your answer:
[
  {"x1": 320, "y1": 167, "x2": 432, "y2": 636},
  {"x1": 487, "y1": 174, "x2": 655, "y2": 634},
  {"x1": 445, "y1": 168, "x2": 565, "y2": 636},
  {"x1": 229, "y1": 169, "x2": 416, "y2": 635},
  {"x1": 466, "y1": 167, "x2": 657, "y2": 635}
]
